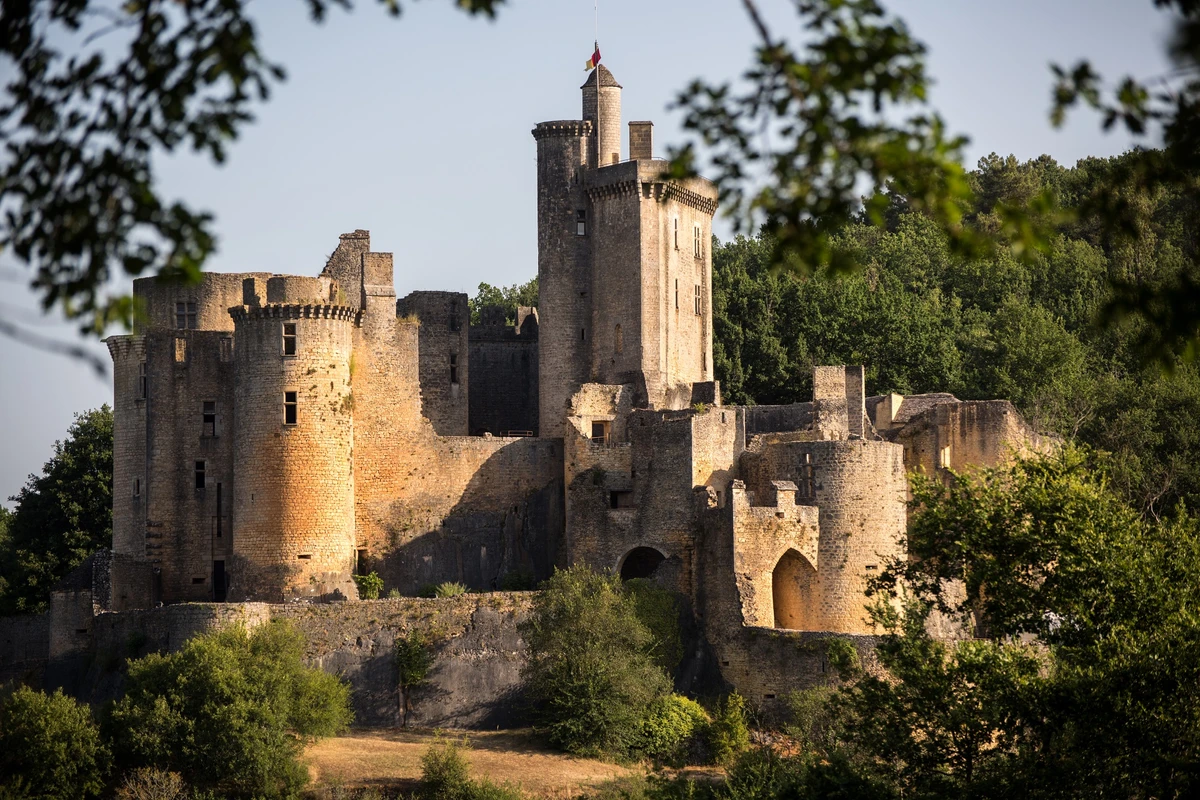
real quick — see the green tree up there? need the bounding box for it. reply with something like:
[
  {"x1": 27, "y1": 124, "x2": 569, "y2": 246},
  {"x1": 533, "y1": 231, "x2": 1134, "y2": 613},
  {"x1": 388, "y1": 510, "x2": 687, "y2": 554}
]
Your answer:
[
  {"x1": 395, "y1": 629, "x2": 434, "y2": 728},
  {"x1": 519, "y1": 565, "x2": 671, "y2": 757},
  {"x1": 0, "y1": 686, "x2": 108, "y2": 799},
  {"x1": 107, "y1": 620, "x2": 352, "y2": 799},
  {"x1": 468, "y1": 278, "x2": 539, "y2": 325},
  {"x1": 1, "y1": 406, "x2": 112, "y2": 615}
]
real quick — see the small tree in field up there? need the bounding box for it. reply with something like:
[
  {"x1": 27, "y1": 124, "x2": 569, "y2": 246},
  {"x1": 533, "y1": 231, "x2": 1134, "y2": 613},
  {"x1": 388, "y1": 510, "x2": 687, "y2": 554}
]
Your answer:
[
  {"x1": 395, "y1": 629, "x2": 434, "y2": 727},
  {"x1": 0, "y1": 686, "x2": 108, "y2": 799}
]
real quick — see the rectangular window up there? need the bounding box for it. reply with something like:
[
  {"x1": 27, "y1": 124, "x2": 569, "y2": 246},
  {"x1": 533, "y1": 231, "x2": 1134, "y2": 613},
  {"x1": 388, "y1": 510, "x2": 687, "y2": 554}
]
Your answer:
[
  {"x1": 284, "y1": 391, "x2": 298, "y2": 425},
  {"x1": 138, "y1": 363, "x2": 147, "y2": 399},
  {"x1": 175, "y1": 338, "x2": 187, "y2": 363},
  {"x1": 590, "y1": 420, "x2": 609, "y2": 444},
  {"x1": 674, "y1": 279, "x2": 679, "y2": 310},
  {"x1": 202, "y1": 401, "x2": 216, "y2": 437},
  {"x1": 219, "y1": 337, "x2": 233, "y2": 362},
  {"x1": 694, "y1": 224, "x2": 702, "y2": 258},
  {"x1": 673, "y1": 218, "x2": 679, "y2": 250},
  {"x1": 133, "y1": 477, "x2": 141, "y2": 497},
  {"x1": 282, "y1": 322, "x2": 297, "y2": 356},
  {"x1": 175, "y1": 301, "x2": 197, "y2": 330},
  {"x1": 194, "y1": 460, "x2": 205, "y2": 490},
  {"x1": 694, "y1": 285, "x2": 702, "y2": 315},
  {"x1": 449, "y1": 300, "x2": 460, "y2": 331},
  {"x1": 576, "y1": 210, "x2": 587, "y2": 236},
  {"x1": 449, "y1": 353, "x2": 459, "y2": 385}
]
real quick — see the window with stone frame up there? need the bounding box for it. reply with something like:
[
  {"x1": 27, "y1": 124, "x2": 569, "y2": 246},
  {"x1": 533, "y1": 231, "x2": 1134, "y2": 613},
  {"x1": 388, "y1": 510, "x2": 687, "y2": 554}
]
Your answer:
[
  {"x1": 675, "y1": 278, "x2": 679, "y2": 309},
  {"x1": 694, "y1": 284, "x2": 702, "y2": 315},
  {"x1": 138, "y1": 362, "x2": 147, "y2": 399},
  {"x1": 693, "y1": 224, "x2": 701, "y2": 258},
  {"x1": 282, "y1": 322, "x2": 297, "y2": 356},
  {"x1": 175, "y1": 301, "x2": 197, "y2": 329},
  {"x1": 284, "y1": 391, "x2": 298, "y2": 425},
  {"x1": 449, "y1": 353, "x2": 459, "y2": 385},
  {"x1": 194, "y1": 460, "x2": 206, "y2": 490},
  {"x1": 576, "y1": 210, "x2": 587, "y2": 236},
  {"x1": 674, "y1": 217, "x2": 679, "y2": 249},
  {"x1": 202, "y1": 401, "x2": 216, "y2": 437}
]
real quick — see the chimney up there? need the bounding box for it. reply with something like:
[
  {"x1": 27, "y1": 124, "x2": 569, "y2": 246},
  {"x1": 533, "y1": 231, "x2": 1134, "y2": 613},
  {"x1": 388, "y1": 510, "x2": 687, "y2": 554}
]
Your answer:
[{"x1": 629, "y1": 121, "x2": 653, "y2": 161}]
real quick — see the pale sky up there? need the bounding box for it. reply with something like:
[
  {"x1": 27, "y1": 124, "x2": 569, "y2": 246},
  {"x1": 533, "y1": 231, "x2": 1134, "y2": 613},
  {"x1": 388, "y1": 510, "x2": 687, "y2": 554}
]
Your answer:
[{"x1": 0, "y1": 0, "x2": 1175, "y2": 505}]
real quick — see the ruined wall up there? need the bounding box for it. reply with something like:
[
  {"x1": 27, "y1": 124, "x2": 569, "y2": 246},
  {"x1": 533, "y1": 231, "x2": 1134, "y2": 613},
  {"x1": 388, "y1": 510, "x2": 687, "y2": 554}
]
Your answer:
[
  {"x1": 467, "y1": 319, "x2": 538, "y2": 436},
  {"x1": 743, "y1": 403, "x2": 814, "y2": 435},
  {"x1": 396, "y1": 291, "x2": 470, "y2": 436},
  {"x1": 132, "y1": 272, "x2": 269, "y2": 335},
  {"x1": 893, "y1": 399, "x2": 1054, "y2": 481},
  {"x1": 0, "y1": 613, "x2": 49, "y2": 686},
  {"x1": 230, "y1": 297, "x2": 358, "y2": 602}
]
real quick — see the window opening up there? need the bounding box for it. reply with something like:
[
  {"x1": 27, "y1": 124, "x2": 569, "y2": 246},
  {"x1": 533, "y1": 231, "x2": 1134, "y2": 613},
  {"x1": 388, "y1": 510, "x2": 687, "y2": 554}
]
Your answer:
[
  {"x1": 219, "y1": 337, "x2": 233, "y2": 362},
  {"x1": 175, "y1": 301, "x2": 197, "y2": 329},
  {"x1": 282, "y1": 322, "x2": 297, "y2": 356},
  {"x1": 138, "y1": 362, "x2": 147, "y2": 399},
  {"x1": 590, "y1": 420, "x2": 610, "y2": 444},
  {"x1": 801, "y1": 453, "x2": 815, "y2": 498},
  {"x1": 694, "y1": 285, "x2": 702, "y2": 315},
  {"x1": 284, "y1": 391, "x2": 298, "y2": 425},
  {"x1": 202, "y1": 401, "x2": 216, "y2": 437},
  {"x1": 175, "y1": 338, "x2": 187, "y2": 363},
  {"x1": 133, "y1": 477, "x2": 141, "y2": 497},
  {"x1": 673, "y1": 218, "x2": 679, "y2": 249},
  {"x1": 213, "y1": 561, "x2": 226, "y2": 602},
  {"x1": 356, "y1": 549, "x2": 369, "y2": 576},
  {"x1": 449, "y1": 301, "x2": 460, "y2": 331},
  {"x1": 694, "y1": 224, "x2": 702, "y2": 258},
  {"x1": 581, "y1": 328, "x2": 586, "y2": 341},
  {"x1": 194, "y1": 460, "x2": 205, "y2": 490},
  {"x1": 675, "y1": 279, "x2": 679, "y2": 309},
  {"x1": 215, "y1": 483, "x2": 223, "y2": 538},
  {"x1": 939, "y1": 444, "x2": 952, "y2": 469},
  {"x1": 576, "y1": 210, "x2": 587, "y2": 236},
  {"x1": 449, "y1": 353, "x2": 459, "y2": 385}
]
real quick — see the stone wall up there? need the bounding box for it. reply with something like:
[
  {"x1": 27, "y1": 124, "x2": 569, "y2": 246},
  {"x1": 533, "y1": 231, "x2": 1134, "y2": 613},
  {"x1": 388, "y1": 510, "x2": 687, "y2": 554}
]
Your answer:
[
  {"x1": 396, "y1": 291, "x2": 470, "y2": 436},
  {"x1": 468, "y1": 320, "x2": 539, "y2": 436},
  {"x1": 0, "y1": 613, "x2": 49, "y2": 686}
]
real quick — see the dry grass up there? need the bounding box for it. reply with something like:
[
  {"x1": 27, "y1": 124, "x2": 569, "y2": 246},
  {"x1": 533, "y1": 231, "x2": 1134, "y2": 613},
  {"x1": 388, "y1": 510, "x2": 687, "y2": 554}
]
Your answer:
[{"x1": 305, "y1": 728, "x2": 639, "y2": 797}]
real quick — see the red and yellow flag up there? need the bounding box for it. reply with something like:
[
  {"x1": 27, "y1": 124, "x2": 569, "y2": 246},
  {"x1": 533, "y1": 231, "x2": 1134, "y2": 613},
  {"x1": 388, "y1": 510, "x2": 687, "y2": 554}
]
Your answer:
[{"x1": 585, "y1": 44, "x2": 601, "y2": 71}]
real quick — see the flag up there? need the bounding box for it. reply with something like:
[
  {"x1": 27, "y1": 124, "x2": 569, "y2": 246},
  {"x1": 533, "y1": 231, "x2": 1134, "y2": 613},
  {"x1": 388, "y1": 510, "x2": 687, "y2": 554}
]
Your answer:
[{"x1": 585, "y1": 44, "x2": 601, "y2": 71}]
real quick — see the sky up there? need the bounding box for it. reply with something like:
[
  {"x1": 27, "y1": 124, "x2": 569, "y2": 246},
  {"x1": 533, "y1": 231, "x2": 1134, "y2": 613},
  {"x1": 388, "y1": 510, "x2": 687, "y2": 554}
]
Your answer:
[{"x1": 0, "y1": 0, "x2": 1176, "y2": 505}]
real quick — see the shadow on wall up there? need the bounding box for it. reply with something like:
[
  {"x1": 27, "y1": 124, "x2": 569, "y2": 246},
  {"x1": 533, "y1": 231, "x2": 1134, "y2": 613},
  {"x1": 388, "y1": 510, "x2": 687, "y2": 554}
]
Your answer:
[{"x1": 369, "y1": 445, "x2": 566, "y2": 596}]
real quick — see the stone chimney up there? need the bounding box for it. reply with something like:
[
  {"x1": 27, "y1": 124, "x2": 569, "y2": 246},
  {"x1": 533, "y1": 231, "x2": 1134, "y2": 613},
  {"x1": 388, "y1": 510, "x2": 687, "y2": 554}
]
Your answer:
[{"x1": 629, "y1": 121, "x2": 653, "y2": 161}]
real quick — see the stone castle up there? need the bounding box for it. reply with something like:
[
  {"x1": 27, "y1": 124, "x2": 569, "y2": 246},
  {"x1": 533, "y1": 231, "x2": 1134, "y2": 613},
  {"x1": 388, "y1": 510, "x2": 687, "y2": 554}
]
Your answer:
[{"x1": 33, "y1": 65, "x2": 1045, "y2": 708}]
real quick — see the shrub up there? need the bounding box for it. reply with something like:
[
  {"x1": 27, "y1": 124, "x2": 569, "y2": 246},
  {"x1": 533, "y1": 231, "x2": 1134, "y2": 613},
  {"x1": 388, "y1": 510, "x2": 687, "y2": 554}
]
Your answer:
[
  {"x1": 419, "y1": 740, "x2": 524, "y2": 800},
  {"x1": 639, "y1": 694, "x2": 710, "y2": 762},
  {"x1": 498, "y1": 569, "x2": 536, "y2": 591},
  {"x1": 785, "y1": 687, "x2": 838, "y2": 753},
  {"x1": 624, "y1": 579, "x2": 684, "y2": 675},
  {"x1": 395, "y1": 629, "x2": 434, "y2": 727},
  {"x1": 0, "y1": 686, "x2": 107, "y2": 799},
  {"x1": 707, "y1": 694, "x2": 751, "y2": 766},
  {"x1": 115, "y1": 767, "x2": 186, "y2": 800},
  {"x1": 387, "y1": 588, "x2": 402, "y2": 599},
  {"x1": 108, "y1": 620, "x2": 352, "y2": 799},
  {"x1": 520, "y1": 565, "x2": 672, "y2": 757},
  {"x1": 434, "y1": 581, "x2": 468, "y2": 598},
  {"x1": 354, "y1": 572, "x2": 384, "y2": 600}
]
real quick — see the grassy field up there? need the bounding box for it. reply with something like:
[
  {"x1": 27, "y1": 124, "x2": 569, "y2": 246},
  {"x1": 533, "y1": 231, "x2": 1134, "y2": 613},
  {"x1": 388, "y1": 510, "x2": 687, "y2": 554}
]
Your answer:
[{"x1": 305, "y1": 729, "x2": 639, "y2": 797}]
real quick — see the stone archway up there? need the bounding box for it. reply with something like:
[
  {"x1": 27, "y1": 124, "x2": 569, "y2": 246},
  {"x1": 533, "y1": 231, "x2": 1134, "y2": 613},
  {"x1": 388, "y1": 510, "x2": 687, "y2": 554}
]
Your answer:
[
  {"x1": 619, "y1": 547, "x2": 666, "y2": 581},
  {"x1": 772, "y1": 549, "x2": 817, "y2": 630}
]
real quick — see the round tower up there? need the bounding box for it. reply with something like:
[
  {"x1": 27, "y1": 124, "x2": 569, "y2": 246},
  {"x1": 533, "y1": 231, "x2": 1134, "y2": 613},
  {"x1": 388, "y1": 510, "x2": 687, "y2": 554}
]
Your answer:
[
  {"x1": 582, "y1": 65, "x2": 622, "y2": 167},
  {"x1": 228, "y1": 276, "x2": 359, "y2": 602}
]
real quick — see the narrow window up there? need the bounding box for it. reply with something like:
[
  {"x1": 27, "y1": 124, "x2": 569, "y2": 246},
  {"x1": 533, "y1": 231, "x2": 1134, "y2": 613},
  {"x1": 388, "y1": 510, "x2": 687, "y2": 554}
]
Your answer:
[
  {"x1": 675, "y1": 279, "x2": 679, "y2": 310},
  {"x1": 133, "y1": 477, "x2": 141, "y2": 497},
  {"x1": 202, "y1": 401, "x2": 216, "y2": 437},
  {"x1": 939, "y1": 444, "x2": 952, "y2": 469},
  {"x1": 284, "y1": 391, "x2": 298, "y2": 425},
  {"x1": 449, "y1": 300, "x2": 460, "y2": 331},
  {"x1": 194, "y1": 460, "x2": 205, "y2": 490},
  {"x1": 590, "y1": 421, "x2": 609, "y2": 443},
  {"x1": 449, "y1": 353, "x2": 459, "y2": 385},
  {"x1": 694, "y1": 224, "x2": 702, "y2": 258},
  {"x1": 219, "y1": 337, "x2": 233, "y2": 362},
  {"x1": 694, "y1": 285, "x2": 702, "y2": 315},
  {"x1": 673, "y1": 218, "x2": 679, "y2": 250},
  {"x1": 174, "y1": 338, "x2": 187, "y2": 363},
  {"x1": 192, "y1": 577, "x2": 206, "y2": 585},
  {"x1": 576, "y1": 210, "x2": 587, "y2": 236},
  {"x1": 216, "y1": 483, "x2": 223, "y2": 538},
  {"x1": 702, "y1": 349, "x2": 707, "y2": 373},
  {"x1": 614, "y1": 324, "x2": 623, "y2": 354},
  {"x1": 175, "y1": 301, "x2": 197, "y2": 329},
  {"x1": 282, "y1": 322, "x2": 297, "y2": 356},
  {"x1": 138, "y1": 362, "x2": 147, "y2": 399},
  {"x1": 581, "y1": 328, "x2": 586, "y2": 341}
]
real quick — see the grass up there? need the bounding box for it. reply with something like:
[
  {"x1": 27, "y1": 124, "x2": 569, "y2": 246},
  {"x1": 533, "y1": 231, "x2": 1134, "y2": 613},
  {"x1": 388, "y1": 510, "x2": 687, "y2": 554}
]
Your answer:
[{"x1": 305, "y1": 728, "x2": 637, "y2": 798}]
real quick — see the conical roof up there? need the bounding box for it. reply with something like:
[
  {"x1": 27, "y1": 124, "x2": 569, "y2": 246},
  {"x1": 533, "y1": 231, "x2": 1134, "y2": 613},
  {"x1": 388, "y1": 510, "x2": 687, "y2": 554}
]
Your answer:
[{"x1": 581, "y1": 64, "x2": 621, "y2": 90}]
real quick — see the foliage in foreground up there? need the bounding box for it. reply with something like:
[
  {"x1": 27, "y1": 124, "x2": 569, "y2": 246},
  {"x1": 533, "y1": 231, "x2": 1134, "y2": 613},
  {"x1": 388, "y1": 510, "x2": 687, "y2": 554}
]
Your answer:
[
  {"x1": 107, "y1": 620, "x2": 352, "y2": 799},
  {"x1": 0, "y1": 686, "x2": 108, "y2": 799},
  {"x1": 395, "y1": 628, "x2": 434, "y2": 728},
  {"x1": 0, "y1": 406, "x2": 112, "y2": 615},
  {"x1": 519, "y1": 566, "x2": 672, "y2": 757},
  {"x1": 419, "y1": 739, "x2": 523, "y2": 800}
]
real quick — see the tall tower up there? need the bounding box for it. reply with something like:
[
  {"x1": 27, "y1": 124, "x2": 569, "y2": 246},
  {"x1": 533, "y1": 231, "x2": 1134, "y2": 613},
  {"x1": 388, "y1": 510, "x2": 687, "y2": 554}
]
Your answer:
[{"x1": 534, "y1": 65, "x2": 719, "y2": 434}]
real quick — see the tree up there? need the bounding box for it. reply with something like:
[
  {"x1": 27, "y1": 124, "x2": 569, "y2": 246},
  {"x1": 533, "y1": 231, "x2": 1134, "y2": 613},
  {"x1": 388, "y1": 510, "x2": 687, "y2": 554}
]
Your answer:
[
  {"x1": 468, "y1": 278, "x2": 538, "y2": 326},
  {"x1": 1, "y1": 406, "x2": 112, "y2": 615},
  {"x1": 395, "y1": 628, "x2": 433, "y2": 728},
  {"x1": 107, "y1": 620, "x2": 352, "y2": 799},
  {"x1": 0, "y1": 686, "x2": 108, "y2": 800},
  {"x1": 518, "y1": 565, "x2": 672, "y2": 757}
]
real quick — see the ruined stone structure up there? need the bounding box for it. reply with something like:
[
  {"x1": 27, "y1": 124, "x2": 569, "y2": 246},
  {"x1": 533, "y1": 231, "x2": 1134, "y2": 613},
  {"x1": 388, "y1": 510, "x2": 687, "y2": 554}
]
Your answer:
[{"x1": 83, "y1": 65, "x2": 1051, "y2": 714}]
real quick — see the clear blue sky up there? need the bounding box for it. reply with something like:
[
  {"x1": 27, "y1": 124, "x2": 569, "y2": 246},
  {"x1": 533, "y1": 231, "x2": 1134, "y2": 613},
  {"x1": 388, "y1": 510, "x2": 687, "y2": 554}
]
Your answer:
[{"x1": 0, "y1": 0, "x2": 1175, "y2": 505}]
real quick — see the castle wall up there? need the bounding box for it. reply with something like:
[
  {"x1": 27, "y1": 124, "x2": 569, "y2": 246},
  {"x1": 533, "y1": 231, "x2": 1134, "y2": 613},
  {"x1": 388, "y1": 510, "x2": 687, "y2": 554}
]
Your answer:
[
  {"x1": 107, "y1": 336, "x2": 147, "y2": 560},
  {"x1": 230, "y1": 301, "x2": 358, "y2": 601},
  {"x1": 467, "y1": 323, "x2": 539, "y2": 436},
  {"x1": 741, "y1": 439, "x2": 906, "y2": 633},
  {"x1": 141, "y1": 328, "x2": 235, "y2": 603},
  {"x1": 320, "y1": 229, "x2": 372, "y2": 309},
  {"x1": 894, "y1": 399, "x2": 1053, "y2": 480},
  {"x1": 744, "y1": 403, "x2": 814, "y2": 435},
  {"x1": 396, "y1": 291, "x2": 470, "y2": 436},
  {"x1": 0, "y1": 613, "x2": 49, "y2": 686},
  {"x1": 133, "y1": 272, "x2": 269, "y2": 334}
]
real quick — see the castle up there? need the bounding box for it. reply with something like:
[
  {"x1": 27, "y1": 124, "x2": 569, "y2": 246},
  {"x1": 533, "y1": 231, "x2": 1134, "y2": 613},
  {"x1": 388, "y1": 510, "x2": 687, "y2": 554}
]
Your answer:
[{"x1": 85, "y1": 65, "x2": 1047, "y2": 705}]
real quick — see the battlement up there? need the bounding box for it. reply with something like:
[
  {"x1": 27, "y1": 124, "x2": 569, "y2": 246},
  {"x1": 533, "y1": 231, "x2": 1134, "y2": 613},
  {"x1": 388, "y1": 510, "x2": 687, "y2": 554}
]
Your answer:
[
  {"x1": 228, "y1": 303, "x2": 361, "y2": 324},
  {"x1": 531, "y1": 120, "x2": 594, "y2": 140}
]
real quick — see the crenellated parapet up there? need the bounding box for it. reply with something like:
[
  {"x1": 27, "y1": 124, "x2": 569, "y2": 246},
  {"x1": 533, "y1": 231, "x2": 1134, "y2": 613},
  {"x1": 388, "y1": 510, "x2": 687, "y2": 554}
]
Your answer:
[
  {"x1": 228, "y1": 303, "x2": 361, "y2": 324},
  {"x1": 532, "y1": 119, "x2": 594, "y2": 140}
]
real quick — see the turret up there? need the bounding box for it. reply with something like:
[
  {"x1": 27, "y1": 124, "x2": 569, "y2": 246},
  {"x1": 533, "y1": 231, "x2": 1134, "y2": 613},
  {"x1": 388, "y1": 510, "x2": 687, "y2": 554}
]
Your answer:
[{"x1": 582, "y1": 65, "x2": 622, "y2": 167}]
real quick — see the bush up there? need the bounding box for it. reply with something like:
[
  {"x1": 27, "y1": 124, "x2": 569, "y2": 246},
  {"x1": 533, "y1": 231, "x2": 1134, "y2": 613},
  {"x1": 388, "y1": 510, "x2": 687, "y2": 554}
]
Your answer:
[
  {"x1": 387, "y1": 588, "x2": 402, "y2": 599},
  {"x1": 419, "y1": 740, "x2": 523, "y2": 800},
  {"x1": 107, "y1": 621, "x2": 352, "y2": 799},
  {"x1": 624, "y1": 579, "x2": 684, "y2": 675},
  {"x1": 520, "y1": 565, "x2": 672, "y2": 757},
  {"x1": 498, "y1": 570, "x2": 536, "y2": 591},
  {"x1": 639, "y1": 694, "x2": 710, "y2": 762},
  {"x1": 115, "y1": 767, "x2": 186, "y2": 800},
  {"x1": 353, "y1": 572, "x2": 384, "y2": 600},
  {"x1": 435, "y1": 582, "x2": 468, "y2": 598},
  {"x1": 0, "y1": 686, "x2": 107, "y2": 799},
  {"x1": 785, "y1": 687, "x2": 838, "y2": 753},
  {"x1": 396, "y1": 629, "x2": 434, "y2": 727},
  {"x1": 707, "y1": 694, "x2": 751, "y2": 766}
]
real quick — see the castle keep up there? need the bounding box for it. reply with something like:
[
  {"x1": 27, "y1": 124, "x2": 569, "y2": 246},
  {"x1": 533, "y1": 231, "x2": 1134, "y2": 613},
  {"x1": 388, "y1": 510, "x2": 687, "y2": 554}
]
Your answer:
[{"x1": 85, "y1": 65, "x2": 1048, "y2": 705}]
